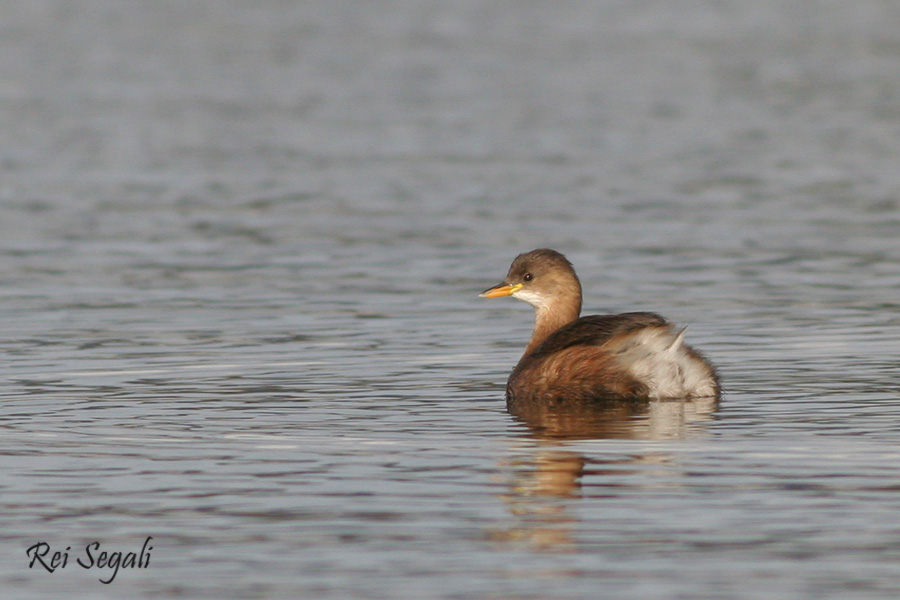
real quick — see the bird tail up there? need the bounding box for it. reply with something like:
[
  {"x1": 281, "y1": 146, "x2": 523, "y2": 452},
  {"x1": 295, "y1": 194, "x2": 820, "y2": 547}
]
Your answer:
[{"x1": 666, "y1": 327, "x2": 687, "y2": 353}]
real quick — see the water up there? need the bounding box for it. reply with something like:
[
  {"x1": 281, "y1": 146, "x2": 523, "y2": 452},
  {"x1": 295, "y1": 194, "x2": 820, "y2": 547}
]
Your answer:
[{"x1": 2, "y1": 1, "x2": 900, "y2": 598}]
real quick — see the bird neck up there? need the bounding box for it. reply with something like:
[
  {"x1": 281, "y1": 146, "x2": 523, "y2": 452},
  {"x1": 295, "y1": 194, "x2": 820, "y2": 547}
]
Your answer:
[{"x1": 523, "y1": 300, "x2": 581, "y2": 357}]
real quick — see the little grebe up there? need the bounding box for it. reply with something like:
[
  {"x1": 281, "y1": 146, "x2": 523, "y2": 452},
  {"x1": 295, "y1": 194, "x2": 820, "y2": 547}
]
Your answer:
[{"x1": 480, "y1": 249, "x2": 719, "y2": 404}]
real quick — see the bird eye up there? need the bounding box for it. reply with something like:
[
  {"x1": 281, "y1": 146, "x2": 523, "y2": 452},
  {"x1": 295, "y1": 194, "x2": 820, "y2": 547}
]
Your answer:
[{"x1": 523, "y1": 273, "x2": 533, "y2": 282}]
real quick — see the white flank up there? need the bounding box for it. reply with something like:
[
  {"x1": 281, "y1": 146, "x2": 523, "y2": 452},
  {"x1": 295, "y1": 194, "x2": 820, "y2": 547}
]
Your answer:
[{"x1": 610, "y1": 327, "x2": 717, "y2": 399}]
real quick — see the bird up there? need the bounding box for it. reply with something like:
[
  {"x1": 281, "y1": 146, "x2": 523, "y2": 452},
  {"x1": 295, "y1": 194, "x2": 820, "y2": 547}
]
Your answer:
[{"x1": 480, "y1": 249, "x2": 719, "y2": 406}]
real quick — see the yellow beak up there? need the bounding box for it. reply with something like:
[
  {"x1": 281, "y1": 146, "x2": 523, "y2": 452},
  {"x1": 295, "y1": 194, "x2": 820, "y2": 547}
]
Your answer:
[{"x1": 479, "y1": 282, "x2": 523, "y2": 298}]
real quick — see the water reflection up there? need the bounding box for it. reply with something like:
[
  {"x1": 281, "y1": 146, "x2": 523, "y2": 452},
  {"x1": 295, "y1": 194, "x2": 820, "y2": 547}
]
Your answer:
[
  {"x1": 497, "y1": 396, "x2": 719, "y2": 551},
  {"x1": 510, "y1": 396, "x2": 720, "y2": 441}
]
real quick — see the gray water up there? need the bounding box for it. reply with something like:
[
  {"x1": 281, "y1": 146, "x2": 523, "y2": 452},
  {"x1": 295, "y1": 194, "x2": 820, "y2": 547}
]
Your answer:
[{"x1": 3, "y1": 1, "x2": 900, "y2": 598}]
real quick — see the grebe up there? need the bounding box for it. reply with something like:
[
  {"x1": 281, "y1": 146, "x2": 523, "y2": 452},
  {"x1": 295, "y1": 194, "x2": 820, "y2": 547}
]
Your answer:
[{"x1": 480, "y1": 249, "x2": 719, "y2": 405}]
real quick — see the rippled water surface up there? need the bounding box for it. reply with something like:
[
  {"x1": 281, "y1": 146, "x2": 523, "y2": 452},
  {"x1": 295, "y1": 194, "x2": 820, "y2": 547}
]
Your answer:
[{"x1": 3, "y1": 1, "x2": 900, "y2": 598}]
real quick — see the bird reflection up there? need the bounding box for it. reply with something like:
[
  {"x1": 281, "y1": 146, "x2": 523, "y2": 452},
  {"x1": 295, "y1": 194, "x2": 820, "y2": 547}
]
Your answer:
[
  {"x1": 494, "y1": 395, "x2": 719, "y2": 551},
  {"x1": 510, "y1": 395, "x2": 720, "y2": 441}
]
